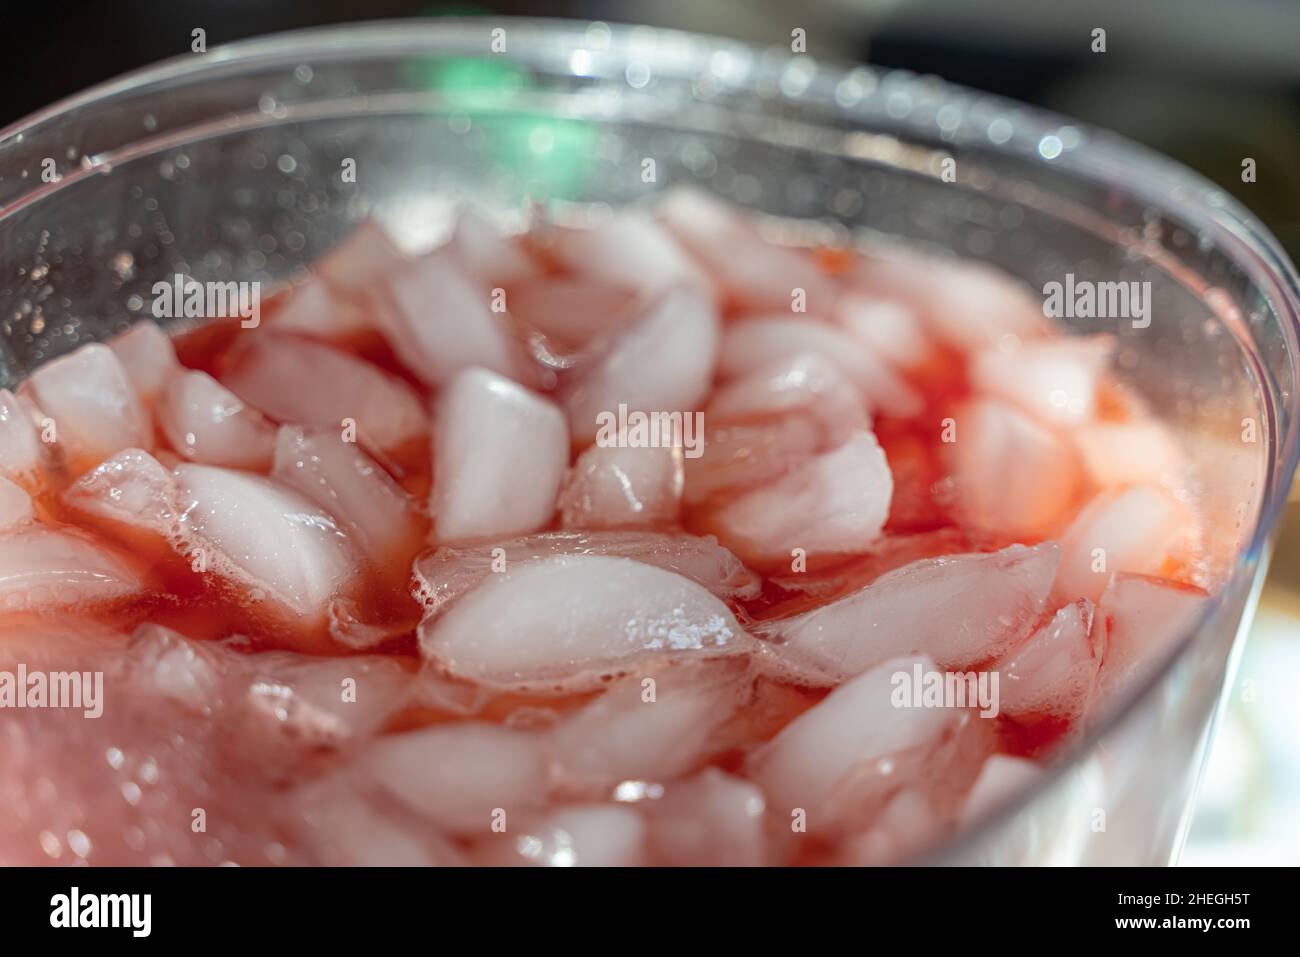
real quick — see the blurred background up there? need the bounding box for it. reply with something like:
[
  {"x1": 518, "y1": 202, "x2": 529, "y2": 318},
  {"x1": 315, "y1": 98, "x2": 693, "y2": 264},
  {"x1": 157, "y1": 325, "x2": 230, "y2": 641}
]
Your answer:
[{"x1": 4, "y1": 0, "x2": 1297, "y2": 864}]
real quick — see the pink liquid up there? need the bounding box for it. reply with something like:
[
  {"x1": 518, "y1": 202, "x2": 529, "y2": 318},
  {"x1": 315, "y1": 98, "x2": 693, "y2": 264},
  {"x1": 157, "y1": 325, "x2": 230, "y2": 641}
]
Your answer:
[{"x1": 0, "y1": 191, "x2": 1215, "y2": 865}]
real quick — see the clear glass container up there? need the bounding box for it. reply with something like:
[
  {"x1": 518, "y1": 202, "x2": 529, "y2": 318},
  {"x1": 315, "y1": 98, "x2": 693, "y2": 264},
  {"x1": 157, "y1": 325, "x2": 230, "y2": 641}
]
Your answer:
[{"x1": 1, "y1": 17, "x2": 1296, "y2": 865}]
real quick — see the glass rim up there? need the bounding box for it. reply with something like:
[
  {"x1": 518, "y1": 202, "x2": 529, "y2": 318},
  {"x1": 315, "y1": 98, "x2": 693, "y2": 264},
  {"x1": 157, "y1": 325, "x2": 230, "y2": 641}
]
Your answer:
[{"x1": 2, "y1": 15, "x2": 1298, "y2": 863}]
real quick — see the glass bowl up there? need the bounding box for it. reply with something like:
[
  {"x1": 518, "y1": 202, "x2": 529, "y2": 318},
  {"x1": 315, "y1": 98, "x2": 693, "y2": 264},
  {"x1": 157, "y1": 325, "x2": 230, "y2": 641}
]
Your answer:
[{"x1": 1, "y1": 17, "x2": 1297, "y2": 865}]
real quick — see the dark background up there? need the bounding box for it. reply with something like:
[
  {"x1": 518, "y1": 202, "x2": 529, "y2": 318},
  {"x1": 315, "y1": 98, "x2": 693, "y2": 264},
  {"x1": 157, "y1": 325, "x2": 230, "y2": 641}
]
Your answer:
[{"x1": 4, "y1": 0, "x2": 1300, "y2": 258}]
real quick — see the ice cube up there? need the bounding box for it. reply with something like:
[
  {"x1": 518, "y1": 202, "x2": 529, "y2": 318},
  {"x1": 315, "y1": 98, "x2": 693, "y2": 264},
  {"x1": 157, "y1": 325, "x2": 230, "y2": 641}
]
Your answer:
[
  {"x1": 550, "y1": 659, "x2": 750, "y2": 791},
  {"x1": 442, "y1": 207, "x2": 541, "y2": 288},
  {"x1": 658, "y1": 187, "x2": 836, "y2": 312},
  {"x1": 411, "y1": 529, "x2": 760, "y2": 616},
  {"x1": 474, "y1": 804, "x2": 648, "y2": 867},
  {"x1": 842, "y1": 787, "x2": 939, "y2": 865},
  {"x1": 683, "y1": 416, "x2": 823, "y2": 508},
  {"x1": 853, "y1": 253, "x2": 1046, "y2": 352},
  {"x1": 1073, "y1": 420, "x2": 1184, "y2": 489},
  {"x1": 834, "y1": 294, "x2": 931, "y2": 370},
  {"x1": 123, "y1": 623, "x2": 227, "y2": 714},
  {"x1": 314, "y1": 219, "x2": 411, "y2": 296},
  {"x1": 125, "y1": 623, "x2": 412, "y2": 743},
  {"x1": 958, "y1": 754, "x2": 1043, "y2": 829},
  {"x1": 221, "y1": 335, "x2": 428, "y2": 456},
  {"x1": 173, "y1": 463, "x2": 357, "y2": 620},
  {"x1": 18, "y1": 343, "x2": 150, "y2": 472},
  {"x1": 0, "y1": 389, "x2": 45, "y2": 488},
  {"x1": 0, "y1": 474, "x2": 34, "y2": 531},
  {"x1": 758, "y1": 542, "x2": 1059, "y2": 684},
  {"x1": 508, "y1": 277, "x2": 638, "y2": 351},
  {"x1": 418, "y1": 554, "x2": 752, "y2": 693},
  {"x1": 289, "y1": 776, "x2": 466, "y2": 866},
  {"x1": 157, "y1": 369, "x2": 277, "y2": 470},
  {"x1": 949, "y1": 398, "x2": 1080, "y2": 537},
  {"x1": 719, "y1": 317, "x2": 921, "y2": 417},
  {"x1": 62, "y1": 448, "x2": 178, "y2": 551},
  {"x1": 0, "y1": 614, "x2": 129, "y2": 669},
  {"x1": 363, "y1": 722, "x2": 550, "y2": 835},
  {"x1": 550, "y1": 210, "x2": 707, "y2": 297},
  {"x1": 273, "y1": 426, "x2": 424, "y2": 570},
  {"x1": 646, "y1": 768, "x2": 767, "y2": 866},
  {"x1": 431, "y1": 367, "x2": 568, "y2": 543},
  {"x1": 107, "y1": 320, "x2": 179, "y2": 404},
  {"x1": 748, "y1": 654, "x2": 958, "y2": 828},
  {"x1": 0, "y1": 525, "x2": 147, "y2": 613},
  {"x1": 407, "y1": 662, "x2": 495, "y2": 716},
  {"x1": 379, "y1": 251, "x2": 524, "y2": 386},
  {"x1": 831, "y1": 703, "x2": 994, "y2": 839},
  {"x1": 970, "y1": 336, "x2": 1113, "y2": 428},
  {"x1": 709, "y1": 431, "x2": 893, "y2": 568},
  {"x1": 765, "y1": 528, "x2": 974, "y2": 609},
  {"x1": 706, "y1": 352, "x2": 869, "y2": 436},
  {"x1": 243, "y1": 650, "x2": 413, "y2": 743},
  {"x1": 558, "y1": 440, "x2": 684, "y2": 530},
  {"x1": 993, "y1": 599, "x2": 1101, "y2": 719},
  {"x1": 564, "y1": 285, "x2": 720, "y2": 444},
  {"x1": 1093, "y1": 572, "x2": 1207, "y2": 712},
  {"x1": 265, "y1": 278, "x2": 370, "y2": 342},
  {"x1": 1055, "y1": 485, "x2": 1188, "y2": 603}
]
